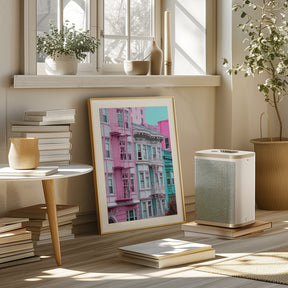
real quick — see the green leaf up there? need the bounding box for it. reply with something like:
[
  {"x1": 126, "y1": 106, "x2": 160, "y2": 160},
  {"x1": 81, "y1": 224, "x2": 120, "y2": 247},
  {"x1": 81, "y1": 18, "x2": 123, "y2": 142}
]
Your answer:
[{"x1": 241, "y1": 12, "x2": 247, "y2": 18}]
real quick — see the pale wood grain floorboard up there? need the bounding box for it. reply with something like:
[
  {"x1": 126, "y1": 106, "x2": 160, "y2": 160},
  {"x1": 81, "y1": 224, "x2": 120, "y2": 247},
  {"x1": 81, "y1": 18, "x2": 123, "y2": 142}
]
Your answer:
[{"x1": 0, "y1": 209, "x2": 288, "y2": 288}]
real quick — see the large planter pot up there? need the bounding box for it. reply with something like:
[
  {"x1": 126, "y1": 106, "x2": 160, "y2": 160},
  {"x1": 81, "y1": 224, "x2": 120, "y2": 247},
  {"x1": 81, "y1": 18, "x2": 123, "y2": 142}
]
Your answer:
[
  {"x1": 251, "y1": 137, "x2": 288, "y2": 210},
  {"x1": 45, "y1": 54, "x2": 78, "y2": 75}
]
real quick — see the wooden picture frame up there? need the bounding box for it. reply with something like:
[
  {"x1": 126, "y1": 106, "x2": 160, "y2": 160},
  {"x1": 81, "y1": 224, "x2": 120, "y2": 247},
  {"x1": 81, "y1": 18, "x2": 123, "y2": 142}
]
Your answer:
[{"x1": 88, "y1": 96, "x2": 185, "y2": 234}]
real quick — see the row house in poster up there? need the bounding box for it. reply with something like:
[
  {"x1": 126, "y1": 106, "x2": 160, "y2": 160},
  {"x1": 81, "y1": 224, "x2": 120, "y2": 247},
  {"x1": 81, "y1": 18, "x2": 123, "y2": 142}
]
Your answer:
[{"x1": 100, "y1": 107, "x2": 176, "y2": 224}]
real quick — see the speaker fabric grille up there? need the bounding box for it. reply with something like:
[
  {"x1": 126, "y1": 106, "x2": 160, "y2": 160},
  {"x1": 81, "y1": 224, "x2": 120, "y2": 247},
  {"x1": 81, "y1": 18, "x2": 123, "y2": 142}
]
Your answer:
[{"x1": 195, "y1": 159, "x2": 235, "y2": 224}]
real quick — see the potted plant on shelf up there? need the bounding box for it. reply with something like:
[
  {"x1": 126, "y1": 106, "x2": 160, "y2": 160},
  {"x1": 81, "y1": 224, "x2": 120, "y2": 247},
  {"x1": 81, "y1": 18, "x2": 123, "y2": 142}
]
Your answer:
[
  {"x1": 223, "y1": 0, "x2": 288, "y2": 209},
  {"x1": 37, "y1": 21, "x2": 100, "y2": 75}
]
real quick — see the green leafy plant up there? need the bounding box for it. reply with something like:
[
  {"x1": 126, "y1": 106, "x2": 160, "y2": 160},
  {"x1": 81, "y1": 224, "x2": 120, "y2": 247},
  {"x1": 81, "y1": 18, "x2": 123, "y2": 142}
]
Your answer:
[
  {"x1": 223, "y1": 0, "x2": 288, "y2": 140},
  {"x1": 37, "y1": 21, "x2": 100, "y2": 62}
]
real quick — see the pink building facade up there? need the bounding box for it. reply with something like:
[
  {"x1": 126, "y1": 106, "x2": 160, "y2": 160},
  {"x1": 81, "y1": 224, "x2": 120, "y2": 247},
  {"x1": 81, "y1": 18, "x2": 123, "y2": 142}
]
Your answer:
[
  {"x1": 100, "y1": 107, "x2": 140, "y2": 223},
  {"x1": 158, "y1": 120, "x2": 171, "y2": 151}
]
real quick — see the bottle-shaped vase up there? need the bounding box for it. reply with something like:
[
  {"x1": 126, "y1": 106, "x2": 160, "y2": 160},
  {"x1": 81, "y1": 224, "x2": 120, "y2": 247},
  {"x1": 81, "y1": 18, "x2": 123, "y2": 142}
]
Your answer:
[{"x1": 145, "y1": 39, "x2": 163, "y2": 75}]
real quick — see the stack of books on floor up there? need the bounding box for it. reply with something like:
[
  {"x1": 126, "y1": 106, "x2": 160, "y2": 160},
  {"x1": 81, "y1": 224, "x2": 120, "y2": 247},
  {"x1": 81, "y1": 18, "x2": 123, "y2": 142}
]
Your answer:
[
  {"x1": 0, "y1": 217, "x2": 40, "y2": 268},
  {"x1": 119, "y1": 238, "x2": 215, "y2": 268},
  {"x1": 11, "y1": 108, "x2": 76, "y2": 166},
  {"x1": 7, "y1": 204, "x2": 79, "y2": 251}
]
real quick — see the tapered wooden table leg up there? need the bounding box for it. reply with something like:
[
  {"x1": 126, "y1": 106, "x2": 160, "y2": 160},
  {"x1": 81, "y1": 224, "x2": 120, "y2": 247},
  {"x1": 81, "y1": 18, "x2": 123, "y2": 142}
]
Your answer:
[{"x1": 42, "y1": 179, "x2": 62, "y2": 266}]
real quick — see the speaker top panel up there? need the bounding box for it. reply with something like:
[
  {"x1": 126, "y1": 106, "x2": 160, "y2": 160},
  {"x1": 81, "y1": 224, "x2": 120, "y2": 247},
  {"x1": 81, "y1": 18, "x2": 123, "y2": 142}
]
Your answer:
[{"x1": 195, "y1": 149, "x2": 255, "y2": 160}]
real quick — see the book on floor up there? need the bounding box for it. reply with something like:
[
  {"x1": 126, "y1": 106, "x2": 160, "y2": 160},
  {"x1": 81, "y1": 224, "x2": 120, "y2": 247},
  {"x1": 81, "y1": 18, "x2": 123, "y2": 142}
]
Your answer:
[
  {"x1": 31, "y1": 224, "x2": 73, "y2": 241},
  {"x1": 181, "y1": 220, "x2": 272, "y2": 239},
  {"x1": 0, "y1": 229, "x2": 32, "y2": 245},
  {"x1": 0, "y1": 240, "x2": 34, "y2": 256},
  {"x1": 0, "y1": 166, "x2": 58, "y2": 177},
  {"x1": 119, "y1": 238, "x2": 215, "y2": 268},
  {"x1": 28, "y1": 213, "x2": 77, "y2": 228},
  {"x1": 7, "y1": 204, "x2": 80, "y2": 220},
  {"x1": 0, "y1": 217, "x2": 29, "y2": 233},
  {"x1": 0, "y1": 255, "x2": 40, "y2": 269}
]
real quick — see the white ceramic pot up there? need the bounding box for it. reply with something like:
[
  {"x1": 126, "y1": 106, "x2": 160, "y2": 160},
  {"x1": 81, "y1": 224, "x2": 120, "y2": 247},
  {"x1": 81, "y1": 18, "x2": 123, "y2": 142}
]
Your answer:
[
  {"x1": 45, "y1": 54, "x2": 78, "y2": 75},
  {"x1": 123, "y1": 60, "x2": 150, "y2": 75}
]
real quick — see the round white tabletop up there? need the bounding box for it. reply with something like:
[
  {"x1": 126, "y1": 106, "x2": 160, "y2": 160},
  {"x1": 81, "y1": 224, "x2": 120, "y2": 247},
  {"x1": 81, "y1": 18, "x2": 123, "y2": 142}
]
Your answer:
[{"x1": 0, "y1": 164, "x2": 93, "y2": 181}]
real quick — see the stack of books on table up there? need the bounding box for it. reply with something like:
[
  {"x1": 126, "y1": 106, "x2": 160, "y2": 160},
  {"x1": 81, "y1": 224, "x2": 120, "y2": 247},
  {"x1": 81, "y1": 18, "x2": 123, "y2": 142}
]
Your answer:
[
  {"x1": 7, "y1": 204, "x2": 79, "y2": 251},
  {"x1": 0, "y1": 217, "x2": 40, "y2": 268},
  {"x1": 119, "y1": 238, "x2": 215, "y2": 268},
  {"x1": 11, "y1": 109, "x2": 76, "y2": 166}
]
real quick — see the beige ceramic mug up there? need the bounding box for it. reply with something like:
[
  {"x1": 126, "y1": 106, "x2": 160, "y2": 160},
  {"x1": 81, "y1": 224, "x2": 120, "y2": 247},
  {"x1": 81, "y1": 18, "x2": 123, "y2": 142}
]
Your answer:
[{"x1": 8, "y1": 137, "x2": 40, "y2": 169}]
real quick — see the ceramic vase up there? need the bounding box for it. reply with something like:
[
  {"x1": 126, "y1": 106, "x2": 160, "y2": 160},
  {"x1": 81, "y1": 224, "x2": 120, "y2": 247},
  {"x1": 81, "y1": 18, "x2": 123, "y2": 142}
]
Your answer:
[
  {"x1": 45, "y1": 53, "x2": 78, "y2": 75},
  {"x1": 8, "y1": 138, "x2": 40, "y2": 170},
  {"x1": 145, "y1": 39, "x2": 163, "y2": 75}
]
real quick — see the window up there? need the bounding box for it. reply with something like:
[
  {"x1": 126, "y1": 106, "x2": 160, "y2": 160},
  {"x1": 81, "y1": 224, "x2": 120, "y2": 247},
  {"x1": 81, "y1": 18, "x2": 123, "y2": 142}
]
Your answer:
[
  {"x1": 166, "y1": 171, "x2": 171, "y2": 185},
  {"x1": 102, "y1": 108, "x2": 108, "y2": 123},
  {"x1": 101, "y1": 0, "x2": 158, "y2": 73},
  {"x1": 120, "y1": 138, "x2": 126, "y2": 160},
  {"x1": 126, "y1": 209, "x2": 137, "y2": 221},
  {"x1": 25, "y1": 1, "x2": 214, "y2": 75},
  {"x1": 130, "y1": 174, "x2": 135, "y2": 192},
  {"x1": 35, "y1": 0, "x2": 97, "y2": 74},
  {"x1": 139, "y1": 172, "x2": 145, "y2": 189},
  {"x1": 105, "y1": 138, "x2": 111, "y2": 158},
  {"x1": 145, "y1": 172, "x2": 150, "y2": 188},
  {"x1": 122, "y1": 173, "x2": 129, "y2": 198},
  {"x1": 159, "y1": 172, "x2": 163, "y2": 185},
  {"x1": 165, "y1": 137, "x2": 170, "y2": 149},
  {"x1": 154, "y1": 172, "x2": 159, "y2": 185},
  {"x1": 108, "y1": 173, "x2": 114, "y2": 194},
  {"x1": 157, "y1": 147, "x2": 161, "y2": 159},
  {"x1": 142, "y1": 200, "x2": 153, "y2": 218},
  {"x1": 124, "y1": 109, "x2": 129, "y2": 128},
  {"x1": 152, "y1": 147, "x2": 156, "y2": 160},
  {"x1": 25, "y1": 0, "x2": 159, "y2": 75},
  {"x1": 142, "y1": 144, "x2": 147, "y2": 160},
  {"x1": 127, "y1": 142, "x2": 132, "y2": 160},
  {"x1": 137, "y1": 144, "x2": 142, "y2": 160},
  {"x1": 171, "y1": 171, "x2": 175, "y2": 185},
  {"x1": 117, "y1": 109, "x2": 124, "y2": 127}
]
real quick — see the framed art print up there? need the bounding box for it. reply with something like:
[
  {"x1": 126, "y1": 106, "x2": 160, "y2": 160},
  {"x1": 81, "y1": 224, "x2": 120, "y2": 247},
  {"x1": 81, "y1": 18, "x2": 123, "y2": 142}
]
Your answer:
[{"x1": 88, "y1": 96, "x2": 185, "y2": 234}]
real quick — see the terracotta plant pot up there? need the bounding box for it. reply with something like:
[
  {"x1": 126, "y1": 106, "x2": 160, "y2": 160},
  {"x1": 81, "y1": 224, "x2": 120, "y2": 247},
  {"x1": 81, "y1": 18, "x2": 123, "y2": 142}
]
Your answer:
[
  {"x1": 251, "y1": 137, "x2": 288, "y2": 210},
  {"x1": 8, "y1": 138, "x2": 40, "y2": 170}
]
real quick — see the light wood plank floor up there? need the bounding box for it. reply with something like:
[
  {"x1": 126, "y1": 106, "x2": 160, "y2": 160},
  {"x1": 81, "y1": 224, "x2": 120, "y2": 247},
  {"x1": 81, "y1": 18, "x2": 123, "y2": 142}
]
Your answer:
[{"x1": 1, "y1": 209, "x2": 288, "y2": 288}]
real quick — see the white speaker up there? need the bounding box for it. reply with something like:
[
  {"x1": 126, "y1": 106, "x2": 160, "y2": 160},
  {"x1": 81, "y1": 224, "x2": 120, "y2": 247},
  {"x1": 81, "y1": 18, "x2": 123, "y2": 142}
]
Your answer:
[{"x1": 195, "y1": 149, "x2": 255, "y2": 228}]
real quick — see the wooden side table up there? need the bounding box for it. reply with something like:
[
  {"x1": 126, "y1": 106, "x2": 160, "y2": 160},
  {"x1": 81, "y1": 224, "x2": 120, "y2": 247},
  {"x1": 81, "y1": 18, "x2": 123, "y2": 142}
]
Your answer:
[{"x1": 0, "y1": 164, "x2": 93, "y2": 266}]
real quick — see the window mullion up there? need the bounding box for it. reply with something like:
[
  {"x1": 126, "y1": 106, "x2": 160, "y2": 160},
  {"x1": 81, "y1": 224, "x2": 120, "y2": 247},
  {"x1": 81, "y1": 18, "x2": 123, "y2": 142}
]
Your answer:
[
  {"x1": 58, "y1": 0, "x2": 63, "y2": 30},
  {"x1": 126, "y1": 0, "x2": 131, "y2": 60}
]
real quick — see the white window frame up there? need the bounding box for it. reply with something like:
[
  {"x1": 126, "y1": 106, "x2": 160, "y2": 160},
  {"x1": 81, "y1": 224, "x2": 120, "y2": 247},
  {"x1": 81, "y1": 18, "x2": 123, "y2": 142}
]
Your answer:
[
  {"x1": 98, "y1": 0, "x2": 161, "y2": 74},
  {"x1": 24, "y1": 0, "x2": 98, "y2": 75},
  {"x1": 23, "y1": 0, "x2": 216, "y2": 76}
]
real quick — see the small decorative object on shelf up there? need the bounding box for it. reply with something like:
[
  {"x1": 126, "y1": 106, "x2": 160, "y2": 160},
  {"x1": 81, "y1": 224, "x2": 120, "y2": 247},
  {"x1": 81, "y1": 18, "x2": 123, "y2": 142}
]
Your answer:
[
  {"x1": 8, "y1": 137, "x2": 40, "y2": 170},
  {"x1": 37, "y1": 21, "x2": 100, "y2": 75},
  {"x1": 144, "y1": 38, "x2": 163, "y2": 75},
  {"x1": 123, "y1": 60, "x2": 150, "y2": 75}
]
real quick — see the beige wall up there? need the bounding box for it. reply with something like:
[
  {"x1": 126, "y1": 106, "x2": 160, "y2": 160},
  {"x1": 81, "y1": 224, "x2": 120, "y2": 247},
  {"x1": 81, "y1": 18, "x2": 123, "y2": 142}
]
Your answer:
[
  {"x1": 216, "y1": 0, "x2": 270, "y2": 151},
  {"x1": 2, "y1": 0, "x2": 282, "y2": 219},
  {"x1": 0, "y1": 0, "x2": 216, "y2": 217}
]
